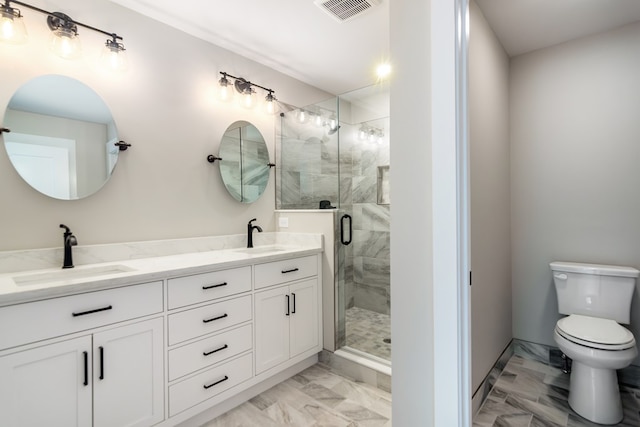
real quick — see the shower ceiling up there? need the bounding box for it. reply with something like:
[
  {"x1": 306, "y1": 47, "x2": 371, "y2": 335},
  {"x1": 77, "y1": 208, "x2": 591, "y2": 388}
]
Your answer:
[{"x1": 108, "y1": 0, "x2": 640, "y2": 94}]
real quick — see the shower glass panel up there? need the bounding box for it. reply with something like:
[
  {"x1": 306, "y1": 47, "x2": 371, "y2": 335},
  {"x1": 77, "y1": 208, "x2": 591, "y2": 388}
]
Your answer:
[{"x1": 277, "y1": 83, "x2": 390, "y2": 364}]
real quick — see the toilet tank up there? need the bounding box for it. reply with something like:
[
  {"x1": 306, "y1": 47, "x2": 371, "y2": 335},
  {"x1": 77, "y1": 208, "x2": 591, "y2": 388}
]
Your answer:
[{"x1": 551, "y1": 262, "x2": 639, "y2": 324}]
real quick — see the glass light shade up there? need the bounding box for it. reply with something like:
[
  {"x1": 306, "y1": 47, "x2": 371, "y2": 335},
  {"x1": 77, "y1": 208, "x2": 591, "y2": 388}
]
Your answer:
[
  {"x1": 328, "y1": 117, "x2": 338, "y2": 131},
  {"x1": 313, "y1": 114, "x2": 323, "y2": 127},
  {"x1": 298, "y1": 110, "x2": 308, "y2": 124},
  {"x1": 240, "y1": 88, "x2": 255, "y2": 109},
  {"x1": 100, "y1": 41, "x2": 128, "y2": 72},
  {"x1": 218, "y1": 76, "x2": 233, "y2": 102},
  {"x1": 358, "y1": 127, "x2": 367, "y2": 140},
  {"x1": 50, "y1": 27, "x2": 81, "y2": 59},
  {"x1": 264, "y1": 92, "x2": 278, "y2": 115},
  {"x1": 0, "y1": 8, "x2": 27, "y2": 44}
]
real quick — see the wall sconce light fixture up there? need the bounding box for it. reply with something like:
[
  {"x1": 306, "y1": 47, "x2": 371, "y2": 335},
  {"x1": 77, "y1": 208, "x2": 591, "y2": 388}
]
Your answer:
[
  {"x1": 0, "y1": 0, "x2": 127, "y2": 71},
  {"x1": 218, "y1": 71, "x2": 279, "y2": 114},
  {"x1": 358, "y1": 123, "x2": 384, "y2": 144}
]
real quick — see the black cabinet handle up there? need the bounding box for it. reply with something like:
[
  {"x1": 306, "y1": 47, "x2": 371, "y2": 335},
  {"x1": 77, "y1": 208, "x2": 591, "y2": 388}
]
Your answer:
[
  {"x1": 341, "y1": 214, "x2": 353, "y2": 245},
  {"x1": 282, "y1": 268, "x2": 299, "y2": 274},
  {"x1": 83, "y1": 351, "x2": 88, "y2": 386},
  {"x1": 72, "y1": 305, "x2": 113, "y2": 317},
  {"x1": 99, "y1": 346, "x2": 104, "y2": 380},
  {"x1": 204, "y1": 375, "x2": 229, "y2": 390},
  {"x1": 203, "y1": 313, "x2": 228, "y2": 323},
  {"x1": 203, "y1": 344, "x2": 228, "y2": 357},
  {"x1": 202, "y1": 282, "x2": 227, "y2": 290},
  {"x1": 292, "y1": 293, "x2": 296, "y2": 314},
  {"x1": 286, "y1": 294, "x2": 290, "y2": 316}
]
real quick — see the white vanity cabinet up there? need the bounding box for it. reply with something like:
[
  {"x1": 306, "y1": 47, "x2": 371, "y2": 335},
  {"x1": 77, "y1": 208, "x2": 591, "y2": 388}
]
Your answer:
[
  {"x1": 254, "y1": 256, "x2": 320, "y2": 374},
  {"x1": 0, "y1": 245, "x2": 323, "y2": 427},
  {"x1": 0, "y1": 282, "x2": 165, "y2": 427}
]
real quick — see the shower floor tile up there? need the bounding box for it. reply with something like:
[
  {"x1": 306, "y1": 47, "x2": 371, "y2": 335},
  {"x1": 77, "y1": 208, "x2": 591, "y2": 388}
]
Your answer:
[{"x1": 346, "y1": 307, "x2": 391, "y2": 361}]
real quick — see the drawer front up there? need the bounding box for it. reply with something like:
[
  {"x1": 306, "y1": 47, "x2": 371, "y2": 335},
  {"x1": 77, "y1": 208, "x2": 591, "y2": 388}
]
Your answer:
[
  {"x1": 167, "y1": 266, "x2": 251, "y2": 310},
  {"x1": 168, "y1": 324, "x2": 252, "y2": 381},
  {"x1": 0, "y1": 282, "x2": 163, "y2": 350},
  {"x1": 254, "y1": 255, "x2": 318, "y2": 289},
  {"x1": 169, "y1": 353, "x2": 253, "y2": 416},
  {"x1": 167, "y1": 295, "x2": 252, "y2": 345}
]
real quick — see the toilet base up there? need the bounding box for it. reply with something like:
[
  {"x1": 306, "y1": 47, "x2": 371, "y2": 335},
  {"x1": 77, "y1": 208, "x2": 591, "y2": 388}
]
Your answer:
[{"x1": 568, "y1": 361, "x2": 623, "y2": 425}]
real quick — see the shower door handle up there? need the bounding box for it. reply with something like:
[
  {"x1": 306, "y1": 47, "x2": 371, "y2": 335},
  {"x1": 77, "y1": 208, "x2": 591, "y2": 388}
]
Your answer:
[{"x1": 341, "y1": 214, "x2": 352, "y2": 246}]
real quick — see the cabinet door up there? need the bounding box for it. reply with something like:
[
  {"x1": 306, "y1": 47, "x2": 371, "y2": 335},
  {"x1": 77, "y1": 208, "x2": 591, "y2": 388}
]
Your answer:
[
  {"x1": 93, "y1": 317, "x2": 164, "y2": 427},
  {"x1": 255, "y1": 286, "x2": 290, "y2": 374},
  {"x1": 0, "y1": 336, "x2": 92, "y2": 427},
  {"x1": 289, "y1": 278, "x2": 319, "y2": 357}
]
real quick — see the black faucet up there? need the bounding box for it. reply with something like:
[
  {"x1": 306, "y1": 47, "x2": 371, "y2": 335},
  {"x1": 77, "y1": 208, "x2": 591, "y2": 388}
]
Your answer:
[
  {"x1": 247, "y1": 218, "x2": 263, "y2": 248},
  {"x1": 60, "y1": 224, "x2": 78, "y2": 269}
]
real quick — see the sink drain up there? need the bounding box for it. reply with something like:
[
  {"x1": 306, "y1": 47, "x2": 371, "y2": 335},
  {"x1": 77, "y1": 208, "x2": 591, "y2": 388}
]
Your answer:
[{"x1": 383, "y1": 338, "x2": 391, "y2": 344}]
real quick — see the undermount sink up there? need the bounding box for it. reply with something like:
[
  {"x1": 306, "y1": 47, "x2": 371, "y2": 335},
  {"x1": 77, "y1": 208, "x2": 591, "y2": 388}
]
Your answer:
[
  {"x1": 13, "y1": 265, "x2": 136, "y2": 286},
  {"x1": 234, "y1": 246, "x2": 288, "y2": 255}
]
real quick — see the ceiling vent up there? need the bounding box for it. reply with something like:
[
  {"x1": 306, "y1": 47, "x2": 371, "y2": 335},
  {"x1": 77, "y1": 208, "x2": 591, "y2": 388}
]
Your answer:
[{"x1": 314, "y1": 0, "x2": 382, "y2": 23}]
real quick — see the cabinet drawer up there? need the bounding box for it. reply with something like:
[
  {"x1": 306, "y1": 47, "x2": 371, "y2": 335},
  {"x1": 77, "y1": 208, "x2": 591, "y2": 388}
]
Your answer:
[
  {"x1": 168, "y1": 267, "x2": 251, "y2": 309},
  {"x1": 169, "y1": 353, "x2": 253, "y2": 416},
  {"x1": 168, "y1": 324, "x2": 252, "y2": 381},
  {"x1": 168, "y1": 295, "x2": 252, "y2": 345},
  {"x1": 0, "y1": 282, "x2": 163, "y2": 350},
  {"x1": 254, "y1": 255, "x2": 318, "y2": 289}
]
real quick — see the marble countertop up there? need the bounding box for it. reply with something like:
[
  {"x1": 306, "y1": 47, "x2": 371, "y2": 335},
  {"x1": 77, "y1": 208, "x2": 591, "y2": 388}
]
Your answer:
[{"x1": 0, "y1": 233, "x2": 323, "y2": 307}]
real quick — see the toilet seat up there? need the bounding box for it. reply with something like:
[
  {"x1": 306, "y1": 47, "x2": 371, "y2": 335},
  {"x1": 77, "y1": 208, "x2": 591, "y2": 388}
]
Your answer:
[{"x1": 556, "y1": 314, "x2": 635, "y2": 350}]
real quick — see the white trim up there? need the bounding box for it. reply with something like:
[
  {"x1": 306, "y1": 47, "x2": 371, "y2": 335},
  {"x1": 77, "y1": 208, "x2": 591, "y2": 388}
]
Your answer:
[{"x1": 334, "y1": 347, "x2": 392, "y2": 376}]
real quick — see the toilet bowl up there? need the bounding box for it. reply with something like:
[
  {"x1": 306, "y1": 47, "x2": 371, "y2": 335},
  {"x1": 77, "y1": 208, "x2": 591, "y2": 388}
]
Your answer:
[
  {"x1": 551, "y1": 261, "x2": 639, "y2": 425},
  {"x1": 554, "y1": 314, "x2": 637, "y2": 424}
]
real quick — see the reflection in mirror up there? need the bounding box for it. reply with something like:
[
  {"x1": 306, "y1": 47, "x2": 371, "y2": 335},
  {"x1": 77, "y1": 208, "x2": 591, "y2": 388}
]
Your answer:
[
  {"x1": 2, "y1": 75, "x2": 119, "y2": 200},
  {"x1": 219, "y1": 121, "x2": 270, "y2": 203}
]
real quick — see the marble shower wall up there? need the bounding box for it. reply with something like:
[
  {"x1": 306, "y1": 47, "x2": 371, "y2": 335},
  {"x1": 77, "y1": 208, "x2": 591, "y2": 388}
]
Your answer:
[
  {"x1": 277, "y1": 103, "x2": 391, "y2": 317},
  {"x1": 346, "y1": 119, "x2": 391, "y2": 315}
]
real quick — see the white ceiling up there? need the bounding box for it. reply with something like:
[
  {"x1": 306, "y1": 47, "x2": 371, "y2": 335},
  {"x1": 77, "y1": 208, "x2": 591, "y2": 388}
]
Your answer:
[
  {"x1": 107, "y1": 1, "x2": 640, "y2": 96},
  {"x1": 475, "y1": 0, "x2": 640, "y2": 57}
]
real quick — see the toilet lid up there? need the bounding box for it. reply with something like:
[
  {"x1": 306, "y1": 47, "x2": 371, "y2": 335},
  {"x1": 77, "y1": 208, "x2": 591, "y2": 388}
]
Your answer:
[{"x1": 557, "y1": 314, "x2": 635, "y2": 348}]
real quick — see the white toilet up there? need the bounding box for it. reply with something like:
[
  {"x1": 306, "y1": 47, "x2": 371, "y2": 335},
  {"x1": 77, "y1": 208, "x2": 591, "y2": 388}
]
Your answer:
[{"x1": 551, "y1": 261, "x2": 639, "y2": 425}]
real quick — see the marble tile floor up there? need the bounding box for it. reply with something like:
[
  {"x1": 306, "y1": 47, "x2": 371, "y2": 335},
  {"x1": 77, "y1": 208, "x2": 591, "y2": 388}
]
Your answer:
[
  {"x1": 202, "y1": 363, "x2": 392, "y2": 426},
  {"x1": 345, "y1": 307, "x2": 391, "y2": 361},
  {"x1": 474, "y1": 355, "x2": 640, "y2": 427}
]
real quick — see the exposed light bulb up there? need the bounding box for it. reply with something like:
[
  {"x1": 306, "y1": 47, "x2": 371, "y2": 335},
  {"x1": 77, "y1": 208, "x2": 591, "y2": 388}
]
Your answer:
[
  {"x1": 100, "y1": 38, "x2": 127, "y2": 72},
  {"x1": 0, "y1": 6, "x2": 27, "y2": 44},
  {"x1": 358, "y1": 126, "x2": 367, "y2": 140},
  {"x1": 50, "y1": 27, "x2": 81, "y2": 59},
  {"x1": 241, "y1": 87, "x2": 255, "y2": 109},
  {"x1": 217, "y1": 74, "x2": 234, "y2": 102},
  {"x1": 264, "y1": 91, "x2": 278, "y2": 115}
]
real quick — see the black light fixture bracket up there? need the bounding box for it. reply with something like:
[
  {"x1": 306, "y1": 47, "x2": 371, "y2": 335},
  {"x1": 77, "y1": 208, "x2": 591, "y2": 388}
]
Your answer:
[
  {"x1": 220, "y1": 72, "x2": 274, "y2": 96},
  {"x1": 0, "y1": 127, "x2": 10, "y2": 134},
  {"x1": 4, "y1": 0, "x2": 124, "y2": 43},
  {"x1": 207, "y1": 155, "x2": 223, "y2": 163},
  {"x1": 114, "y1": 141, "x2": 131, "y2": 151}
]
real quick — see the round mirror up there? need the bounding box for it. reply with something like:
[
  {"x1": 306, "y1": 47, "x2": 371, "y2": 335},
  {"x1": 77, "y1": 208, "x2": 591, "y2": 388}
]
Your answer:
[
  {"x1": 219, "y1": 121, "x2": 270, "y2": 203},
  {"x1": 2, "y1": 75, "x2": 119, "y2": 200}
]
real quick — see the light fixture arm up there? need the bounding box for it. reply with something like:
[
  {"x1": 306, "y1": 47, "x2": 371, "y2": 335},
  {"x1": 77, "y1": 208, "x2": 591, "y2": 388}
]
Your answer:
[
  {"x1": 6, "y1": 0, "x2": 124, "y2": 41},
  {"x1": 219, "y1": 71, "x2": 274, "y2": 95}
]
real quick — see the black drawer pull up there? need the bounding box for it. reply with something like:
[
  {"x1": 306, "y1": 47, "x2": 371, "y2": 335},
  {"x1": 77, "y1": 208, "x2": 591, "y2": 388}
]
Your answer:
[
  {"x1": 292, "y1": 293, "x2": 296, "y2": 314},
  {"x1": 204, "y1": 375, "x2": 229, "y2": 389},
  {"x1": 99, "y1": 346, "x2": 105, "y2": 380},
  {"x1": 286, "y1": 294, "x2": 290, "y2": 316},
  {"x1": 282, "y1": 268, "x2": 299, "y2": 274},
  {"x1": 203, "y1": 313, "x2": 228, "y2": 323},
  {"x1": 83, "y1": 351, "x2": 89, "y2": 386},
  {"x1": 202, "y1": 282, "x2": 228, "y2": 290},
  {"x1": 203, "y1": 344, "x2": 228, "y2": 357},
  {"x1": 72, "y1": 305, "x2": 113, "y2": 317}
]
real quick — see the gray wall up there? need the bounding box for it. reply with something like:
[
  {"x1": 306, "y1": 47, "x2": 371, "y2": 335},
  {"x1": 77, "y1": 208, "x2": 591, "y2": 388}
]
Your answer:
[
  {"x1": 511, "y1": 21, "x2": 640, "y2": 365},
  {"x1": 469, "y1": 1, "x2": 512, "y2": 392},
  {"x1": 0, "y1": 0, "x2": 329, "y2": 251}
]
